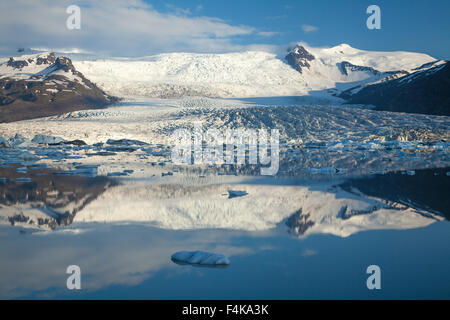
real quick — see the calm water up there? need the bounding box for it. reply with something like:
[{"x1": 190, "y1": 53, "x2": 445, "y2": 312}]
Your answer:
[
  {"x1": 1, "y1": 219, "x2": 449, "y2": 299},
  {"x1": 1, "y1": 150, "x2": 449, "y2": 299}
]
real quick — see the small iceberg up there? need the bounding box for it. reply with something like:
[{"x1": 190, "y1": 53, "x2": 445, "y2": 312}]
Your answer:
[
  {"x1": 31, "y1": 134, "x2": 65, "y2": 145},
  {"x1": 171, "y1": 251, "x2": 230, "y2": 266},
  {"x1": 16, "y1": 167, "x2": 27, "y2": 173},
  {"x1": 0, "y1": 137, "x2": 11, "y2": 148}
]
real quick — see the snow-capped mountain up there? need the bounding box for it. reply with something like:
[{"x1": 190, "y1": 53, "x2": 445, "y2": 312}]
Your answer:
[
  {"x1": 340, "y1": 59, "x2": 450, "y2": 115},
  {"x1": 0, "y1": 44, "x2": 444, "y2": 121},
  {"x1": 72, "y1": 43, "x2": 436, "y2": 99},
  {"x1": 0, "y1": 52, "x2": 117, "y2": 122}
]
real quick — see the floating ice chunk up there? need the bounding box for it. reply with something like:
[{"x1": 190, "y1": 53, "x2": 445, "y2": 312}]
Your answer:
[
  {"x1": 328, "y1": 142, "x2": 345, "y2": 150},
  {"x1": 171, "y1": 251, "x2": 230, "y2": 265},
  {"x1": 9, "y1": 134, "x2": 32, "y2": 148},
  {"x1": 31, "y1": 134, "x2": 65, "y2": 145},
  {"x1": 406, "y1": 170, "x2": 416, "y2": 176},
  {"x1": 308, "y1": 167, "x2": 338, "y2": 175},
  {"x1": 16, "y1": 167, "x2": 27, "y2": 173},
  {"x1": 0, "y1": 137, "x2": 11, "y2": 148}
]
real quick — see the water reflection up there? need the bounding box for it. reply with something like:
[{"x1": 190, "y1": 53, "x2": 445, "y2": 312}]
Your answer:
[
  {"x1": 1, "y1": 221, "x2": 449, "y2": 299},
  {"x1": 0, "y1": 225, "x2": 253, "y2": 299},
  {"x1": 0, "y1": 165, "x2": 116, "y2": 229},
  {"x1": 0, "y1": 165, "x2": 449, "y2": 299}
]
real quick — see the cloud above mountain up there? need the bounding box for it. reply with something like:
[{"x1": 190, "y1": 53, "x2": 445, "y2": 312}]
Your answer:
[
  {"x1": 301, "y1": 24, "x2": 319, "y2": 33},
  {"x1": 0, "y1": 0, "x2": 276, "y2": 56}
]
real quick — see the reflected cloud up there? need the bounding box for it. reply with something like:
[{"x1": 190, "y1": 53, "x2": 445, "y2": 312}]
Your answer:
[{"x1": 0, "y1": 225, "x2": 254, "y2": 299}]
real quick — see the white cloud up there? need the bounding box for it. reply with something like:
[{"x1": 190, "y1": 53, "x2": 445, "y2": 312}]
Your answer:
[
  {"x1": 257, "y1": 31, "x2": 279, "y2": 37},
  {"x1": 301, "y1": 24, "x2": 319, "y2": 33},
  {"x1": 265, "y1": 14, "x2": 288, "y2": 20},
  {"x1": 302, "y1": 249, "x2": 318, "y2": 257},
  {"x1": 0, "y1": 0, "x2": 275, "y2": 56}
]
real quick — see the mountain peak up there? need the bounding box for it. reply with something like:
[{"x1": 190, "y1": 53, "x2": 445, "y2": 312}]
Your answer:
[
  {"x1": 335, "y1": 43, "x2": 352, "y2": 48},
  {"x1": 5, "y1": 52, "x2": 56, "y2": 70},
  {"x1": 327, "y1": 43, "x2": 357, "y2": 53},
  {"x1": 0, "y1": 52, "x2": 118, "y2": 122},
  {"x1": 285, "y1": 44, "x2": 315, "y2": 74}
]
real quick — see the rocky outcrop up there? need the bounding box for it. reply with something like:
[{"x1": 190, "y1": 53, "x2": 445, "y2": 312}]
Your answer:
[
  {"x1": 338, "y1": 61, "x2": 382, "y2": 76},
  {"x1": 0, "y1": 52, "x2": 118, "y2": 122},
  {"x1": 285, "y1": 45, "x2": 315, "y2": 74},
  {"x1": 340, "y1": 60, "x2": 450, "y2": 116},
  {"x1": 285, "y1": 209, "x2": 315, "y2": 236}
]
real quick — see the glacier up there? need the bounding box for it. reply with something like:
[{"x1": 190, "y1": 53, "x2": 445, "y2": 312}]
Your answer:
[{"x1": 71, "y1": 43, "x2": 436, "y2": 98}]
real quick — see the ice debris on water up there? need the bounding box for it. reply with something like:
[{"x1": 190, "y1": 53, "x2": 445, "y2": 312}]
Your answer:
[
  {"x1": 171, "y1": 251, "x2": 230, "y2": 265},
  {"x1": 16, "y1": 167, "x2": 27, "y2": 173}
]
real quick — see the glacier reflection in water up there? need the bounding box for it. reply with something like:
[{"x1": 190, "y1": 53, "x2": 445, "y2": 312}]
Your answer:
[{"x1": 0, "y1": 168, "x2": 449, "y2": 299}]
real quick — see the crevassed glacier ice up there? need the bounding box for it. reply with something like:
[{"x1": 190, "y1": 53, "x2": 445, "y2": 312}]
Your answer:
[{"x1": 171, "y1": 251, "x2": 230, "y2": 265}]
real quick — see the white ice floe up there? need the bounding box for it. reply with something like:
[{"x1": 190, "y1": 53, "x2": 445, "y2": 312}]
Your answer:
[
  {"x1": 171, "y1": 250, "x2": 230, "y2": 265},
  {"x1": 31, "y1": 134, "x2": 65, "y2": 145}
]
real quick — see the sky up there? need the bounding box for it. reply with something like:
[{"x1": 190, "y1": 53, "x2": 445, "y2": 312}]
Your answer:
[{"x1": 0, "y1": 0, "x2": 449, "y2": 59}]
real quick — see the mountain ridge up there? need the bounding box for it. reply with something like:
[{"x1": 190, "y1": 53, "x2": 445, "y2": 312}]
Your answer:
[
  {"x1": 72, "y1": 43, "x2": 435, "y2": 99},
  {"x1": 0, "y1": 52, "x2": 118, "y2": 122},
  {"x1": 340, "y1": 59, "x2": 450, "y2": 115},
  {"x1": 1, "y1": 44, "x2": 447, "y2": 119}
]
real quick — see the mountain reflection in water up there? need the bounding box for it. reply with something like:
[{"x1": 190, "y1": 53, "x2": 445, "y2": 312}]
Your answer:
[
  {"x1": 0, "y1": 165, "x2": 116, "y2": 229},
  {"x1": 0, "y1": 166, "x2": 448, "y2": 299}
]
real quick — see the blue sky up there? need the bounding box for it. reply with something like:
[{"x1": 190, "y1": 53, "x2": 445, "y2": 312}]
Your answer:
[
  {"x1": 148, "y1": 0, "x2": 450, "y2": 59},
  {"x1": 1, "y1": 0, "x2": 449, "y2": 58}
]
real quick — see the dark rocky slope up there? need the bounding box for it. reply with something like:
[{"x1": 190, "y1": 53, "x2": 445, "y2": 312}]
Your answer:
[
  {"x1": 0, "y1": 52, "x2": 118, "y2": 122},
  {"x1": 340, "y1": 61, "x2": 450, "y2": 116}
]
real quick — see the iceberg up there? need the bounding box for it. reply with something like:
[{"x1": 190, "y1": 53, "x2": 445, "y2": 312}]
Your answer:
[
  {"x1": 31, "y1": 134, "x2": 65, "y2": 145},
  {"x1": 0, "y1": 137, "x2": 11, "y2": 148},
  {"x1": 171, "y1": 251, "x2": 230, "y2": 266}
]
